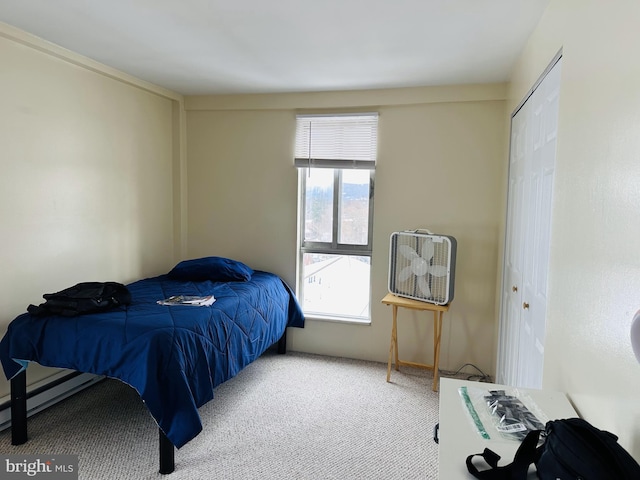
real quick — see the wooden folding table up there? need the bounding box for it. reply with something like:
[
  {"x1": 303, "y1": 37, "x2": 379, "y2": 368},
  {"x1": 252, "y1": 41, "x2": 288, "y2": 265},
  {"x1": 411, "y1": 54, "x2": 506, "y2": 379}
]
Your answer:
[{"x1": 382, "y1": 293, "x2": 450, "y2": 391}]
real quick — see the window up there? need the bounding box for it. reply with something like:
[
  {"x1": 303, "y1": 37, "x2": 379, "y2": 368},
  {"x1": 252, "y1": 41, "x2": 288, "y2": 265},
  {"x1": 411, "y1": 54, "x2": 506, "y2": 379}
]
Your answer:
[{"x1": 295, "y1": 113, "x2": 377, "y2": 322}]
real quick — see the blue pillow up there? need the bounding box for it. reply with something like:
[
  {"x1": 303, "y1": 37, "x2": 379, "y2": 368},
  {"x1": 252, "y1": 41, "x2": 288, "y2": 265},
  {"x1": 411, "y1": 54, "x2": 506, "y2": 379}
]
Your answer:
[{"x1": 168, "y1": 256, "x2": 254, "y2": 282}]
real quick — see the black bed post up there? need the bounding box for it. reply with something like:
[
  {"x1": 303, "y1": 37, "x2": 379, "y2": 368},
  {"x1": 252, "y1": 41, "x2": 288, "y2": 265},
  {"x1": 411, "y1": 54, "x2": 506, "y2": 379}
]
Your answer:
[
  {"x1": 277, "y1": 328, "x2": 287, "y2": 354},
  {"x1": 159, "y1": 428, "x2": 175, "y2": 474},
  {"x1": 11, "y1": 370, "x2": 28, "y2": 445}
]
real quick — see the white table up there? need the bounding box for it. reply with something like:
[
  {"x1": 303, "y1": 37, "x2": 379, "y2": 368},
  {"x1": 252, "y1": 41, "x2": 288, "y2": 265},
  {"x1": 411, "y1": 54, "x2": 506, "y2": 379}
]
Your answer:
[{"x1": 438, "y1": 377, "x2": 578, "y2": 479}]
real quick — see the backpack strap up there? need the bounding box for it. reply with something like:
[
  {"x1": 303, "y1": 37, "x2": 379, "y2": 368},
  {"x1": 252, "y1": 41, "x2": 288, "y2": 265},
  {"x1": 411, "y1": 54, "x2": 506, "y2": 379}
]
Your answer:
[{"x1": 466, "y1": 429, "x2": 542, "y2": 480}]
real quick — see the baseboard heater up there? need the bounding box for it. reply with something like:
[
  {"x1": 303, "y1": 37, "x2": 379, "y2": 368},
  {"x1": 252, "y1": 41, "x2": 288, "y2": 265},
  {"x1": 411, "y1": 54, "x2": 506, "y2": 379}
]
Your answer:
[{"x1": 0, "y1": 371, "x2": 104, "y2": 432}]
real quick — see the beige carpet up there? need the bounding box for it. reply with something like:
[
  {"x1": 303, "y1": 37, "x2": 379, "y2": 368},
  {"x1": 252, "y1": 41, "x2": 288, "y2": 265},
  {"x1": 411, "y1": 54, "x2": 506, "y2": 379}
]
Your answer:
[{"x1": 0, "y1": 351, "x2": 443, "y2": 479}]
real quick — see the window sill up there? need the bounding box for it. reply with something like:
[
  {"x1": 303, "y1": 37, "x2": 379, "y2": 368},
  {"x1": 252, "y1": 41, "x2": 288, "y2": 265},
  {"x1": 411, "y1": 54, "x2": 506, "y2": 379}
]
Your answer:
[{"x1": 303, "y1": 314, "x2": 371, "y2": 326}]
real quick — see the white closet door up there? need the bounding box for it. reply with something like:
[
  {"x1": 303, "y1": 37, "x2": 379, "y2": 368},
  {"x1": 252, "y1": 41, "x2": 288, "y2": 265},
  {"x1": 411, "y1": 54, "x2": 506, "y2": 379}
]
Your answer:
[
  {"x1": 497, "y1": 96, "x2": 529, "y2": 387},
  {"x1": 497, "y1": 57, "x2": 562, "y2": 388}
]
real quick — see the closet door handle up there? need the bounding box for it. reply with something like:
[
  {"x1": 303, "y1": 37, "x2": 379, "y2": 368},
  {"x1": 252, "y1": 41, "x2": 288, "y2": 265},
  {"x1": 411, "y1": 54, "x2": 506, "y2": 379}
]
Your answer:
[
  {"x1": 512, "y1": 286, "x2": 518, "y2": 292},
  {"x1": 523, "y1": 302, "x2": 530, "y2": 310}
]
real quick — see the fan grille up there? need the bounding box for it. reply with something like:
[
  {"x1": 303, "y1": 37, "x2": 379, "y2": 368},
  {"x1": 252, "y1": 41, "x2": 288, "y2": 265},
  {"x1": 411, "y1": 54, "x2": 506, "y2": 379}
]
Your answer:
[{"x1": 388, "y1": 231, "x2": 456, "y2": 305}]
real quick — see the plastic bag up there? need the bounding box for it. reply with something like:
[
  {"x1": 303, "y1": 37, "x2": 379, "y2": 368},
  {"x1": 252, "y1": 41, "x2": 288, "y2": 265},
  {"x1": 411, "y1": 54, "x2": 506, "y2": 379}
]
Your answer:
[
  {"x1": 483, "y1": 389, "x2": 545, "y2": 441},
  {"x1": 459, "y1": 386, "x2": 547, "y2": 441}
]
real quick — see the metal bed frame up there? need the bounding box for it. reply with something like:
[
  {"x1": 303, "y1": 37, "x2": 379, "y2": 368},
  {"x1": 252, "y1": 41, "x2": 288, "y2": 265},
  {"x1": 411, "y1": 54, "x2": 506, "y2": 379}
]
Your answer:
[{"x1": 9, "y1": 330, "x2": 287, "y2": 475}]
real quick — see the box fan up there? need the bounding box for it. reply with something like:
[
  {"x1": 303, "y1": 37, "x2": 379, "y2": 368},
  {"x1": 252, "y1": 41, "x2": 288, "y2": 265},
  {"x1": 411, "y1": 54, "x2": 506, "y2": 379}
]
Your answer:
[{"x1": 388, "y1": 230, "x2": 457, "y2": 305}]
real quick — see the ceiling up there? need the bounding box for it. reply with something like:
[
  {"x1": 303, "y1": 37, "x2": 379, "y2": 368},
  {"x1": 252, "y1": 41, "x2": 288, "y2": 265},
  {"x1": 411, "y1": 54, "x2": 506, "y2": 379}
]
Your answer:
[{"x1": 0, "y1": 0, "x2": 550, "y2": 96}]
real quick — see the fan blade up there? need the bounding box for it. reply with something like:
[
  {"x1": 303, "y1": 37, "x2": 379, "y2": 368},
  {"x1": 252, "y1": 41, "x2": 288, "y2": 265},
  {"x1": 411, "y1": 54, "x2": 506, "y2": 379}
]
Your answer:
[
  {"x1": 428, "y1": 265, "x2": 449, "y2": 277},
  {"x1": 398, "y1": 266, "x2": 413, "y2": 282},
  {"x1": 421, "y1": 239, "x2": 434, "y2": 261},
  {"x1": 417, "y1": 275, "x2": 431, "y2": 298},
  {"x1": 399, "y1": 244, "x2": 419, "y2": 260}
]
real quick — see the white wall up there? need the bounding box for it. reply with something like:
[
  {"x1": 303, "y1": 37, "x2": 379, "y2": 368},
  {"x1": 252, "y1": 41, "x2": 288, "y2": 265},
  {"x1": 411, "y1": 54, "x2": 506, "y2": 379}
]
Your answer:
[
  {"x1": 507, "y1": 0, "x2": 640, "y2": 458},
  {"x1": 185, "y1": 86, "x2": 508, "y2": 377},
  {"x1": 0, "y1": 23, "x2": 184, "y2": 398}
]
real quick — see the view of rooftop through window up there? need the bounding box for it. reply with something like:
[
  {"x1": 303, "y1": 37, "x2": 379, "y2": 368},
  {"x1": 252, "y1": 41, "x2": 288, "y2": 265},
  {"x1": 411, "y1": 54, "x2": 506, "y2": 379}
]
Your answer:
[{"x1": 303, "y1": 253, "x2": 370, "y2": 318}]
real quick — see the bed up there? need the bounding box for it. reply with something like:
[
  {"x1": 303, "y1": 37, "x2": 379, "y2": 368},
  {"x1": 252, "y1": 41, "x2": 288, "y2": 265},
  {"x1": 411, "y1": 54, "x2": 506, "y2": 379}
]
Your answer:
[{"x1": 0, "y1": 257, "x2": 304, "y2": 474}]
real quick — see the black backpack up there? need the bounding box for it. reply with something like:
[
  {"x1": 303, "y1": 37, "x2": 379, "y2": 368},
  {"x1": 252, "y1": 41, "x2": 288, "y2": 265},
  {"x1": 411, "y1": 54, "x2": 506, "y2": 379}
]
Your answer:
[
  {"x1": 27, "y1": 282, "x2": 131, "y2": 317},
  {"x1": 466, "y1": 417, "x2": 640, "y2": 480}
]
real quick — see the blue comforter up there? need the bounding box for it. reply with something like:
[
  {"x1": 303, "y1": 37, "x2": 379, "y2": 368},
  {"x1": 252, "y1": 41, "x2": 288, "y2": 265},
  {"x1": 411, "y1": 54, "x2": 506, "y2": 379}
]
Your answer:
[{"x1": 0, "y1": 271, "x2": 304, "y2": 448}]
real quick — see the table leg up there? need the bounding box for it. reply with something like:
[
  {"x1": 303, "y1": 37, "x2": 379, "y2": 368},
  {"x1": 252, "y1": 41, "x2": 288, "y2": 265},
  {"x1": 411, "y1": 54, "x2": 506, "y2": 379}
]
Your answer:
[
  {"x1": 386, "y1": 305, "x2": 398, "y2": 382},
  {"x1": 433, "y1": 311, "x2": 437, "y2": 369},
  {"x1": 393, "y1": 305, "x2": 399, "y2": 371},
  {"x1": 432, "y1": 311, "x2": 443, "y2": 391}
]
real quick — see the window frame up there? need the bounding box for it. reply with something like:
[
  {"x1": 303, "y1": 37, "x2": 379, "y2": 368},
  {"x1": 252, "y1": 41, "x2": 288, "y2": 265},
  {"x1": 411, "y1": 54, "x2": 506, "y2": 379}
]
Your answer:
[{"x1": 297, "y1": 167, "x2": 375, "y2": 322}]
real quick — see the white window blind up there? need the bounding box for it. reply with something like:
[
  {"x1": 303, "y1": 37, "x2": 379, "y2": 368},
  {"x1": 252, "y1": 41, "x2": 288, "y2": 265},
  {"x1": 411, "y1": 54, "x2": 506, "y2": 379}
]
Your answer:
[{"x1": 294, "y1": 113, "x2": 378, "y2": 169}]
